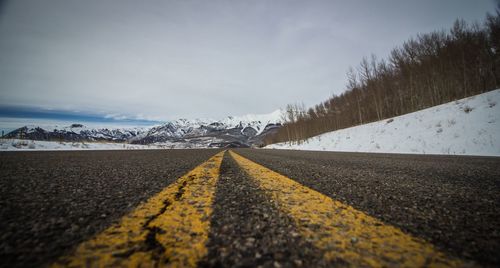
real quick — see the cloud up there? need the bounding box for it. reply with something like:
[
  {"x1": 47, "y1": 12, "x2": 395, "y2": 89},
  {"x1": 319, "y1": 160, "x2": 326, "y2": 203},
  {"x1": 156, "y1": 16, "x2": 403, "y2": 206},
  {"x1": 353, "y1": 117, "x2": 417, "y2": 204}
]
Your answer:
[{"x1": 0, "y1": 0, "x2": 495, "y2": 120}]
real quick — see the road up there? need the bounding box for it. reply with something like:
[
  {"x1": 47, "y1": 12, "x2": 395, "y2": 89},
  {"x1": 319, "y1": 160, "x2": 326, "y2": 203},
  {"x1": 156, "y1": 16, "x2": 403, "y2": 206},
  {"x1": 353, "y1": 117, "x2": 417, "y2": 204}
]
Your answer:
[{"x1": 0, "y1": 149, "x2": 499, "y2": 267}]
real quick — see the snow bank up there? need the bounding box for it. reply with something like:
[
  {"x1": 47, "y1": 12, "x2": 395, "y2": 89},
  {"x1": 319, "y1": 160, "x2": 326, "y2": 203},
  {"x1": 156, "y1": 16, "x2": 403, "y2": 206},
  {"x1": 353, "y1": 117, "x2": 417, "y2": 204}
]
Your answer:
[
  {"x1": 267, "y1": 89, "x2": 500, "y2": 156},
  {"x1": 0, "y1": 138, "x2": 228, "y2": 151},
  {"x1": 0, "y1": 139, "x2": 171, "y2": 151}
]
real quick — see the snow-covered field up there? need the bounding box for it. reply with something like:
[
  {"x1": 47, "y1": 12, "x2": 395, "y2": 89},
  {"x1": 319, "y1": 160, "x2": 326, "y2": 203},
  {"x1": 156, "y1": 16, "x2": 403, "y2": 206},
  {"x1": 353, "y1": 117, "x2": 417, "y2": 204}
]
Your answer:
[
  {"x1": 267, "y1": 89, "x2": 500, "y2": 156},
  {"x1": 0, "y1": 139, "x2": 183, "y2": 151}
]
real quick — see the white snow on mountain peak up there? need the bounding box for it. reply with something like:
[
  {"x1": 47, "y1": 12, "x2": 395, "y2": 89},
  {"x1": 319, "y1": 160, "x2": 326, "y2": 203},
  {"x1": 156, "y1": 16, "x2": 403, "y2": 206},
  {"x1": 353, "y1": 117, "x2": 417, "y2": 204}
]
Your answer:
[
  {"x1": 11, "y1": 110, "x2": 284, "y2": 136},
  {"x1": 1, "y1": 109, "x2": 284, "y2": 149},
  {"x1": 153, "y1": 109, "x2": 284, "y2": 136},
  {"x1": 219, "y1": 109, "x2": 284, "y2": 133}
]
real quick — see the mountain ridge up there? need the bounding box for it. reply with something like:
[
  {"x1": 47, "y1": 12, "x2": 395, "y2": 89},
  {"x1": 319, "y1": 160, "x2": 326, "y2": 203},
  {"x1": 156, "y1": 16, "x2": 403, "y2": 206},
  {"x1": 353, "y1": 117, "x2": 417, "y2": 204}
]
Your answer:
[{"x1": 3, "y1": 110, "x2": 283, "y2": 148}]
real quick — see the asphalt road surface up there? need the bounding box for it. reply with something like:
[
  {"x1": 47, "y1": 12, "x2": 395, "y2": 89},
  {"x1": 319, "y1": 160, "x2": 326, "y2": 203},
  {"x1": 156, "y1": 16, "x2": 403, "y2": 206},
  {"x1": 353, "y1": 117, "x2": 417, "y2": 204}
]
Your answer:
[
  {"x1": 234, "y1": 149, "x2": 500, "y2": 267},
  {"x1": 0, "y1": 149, "x2": 221, "y2": 267},
  {"x1": 1, "y1": 149, "x2": 499, "y2": 267}
]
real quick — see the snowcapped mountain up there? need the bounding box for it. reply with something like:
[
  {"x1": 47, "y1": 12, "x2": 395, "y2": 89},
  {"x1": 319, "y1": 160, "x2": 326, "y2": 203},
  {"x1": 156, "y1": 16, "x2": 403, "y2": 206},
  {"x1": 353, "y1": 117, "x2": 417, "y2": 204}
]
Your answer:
[
  {"x1": 4, "y1": 110, "x2": 283, "y2": 148},
  {"x1": 130, "y1": 109, "x2": 283, "y2": 146},
  {"x1": 4, "y1": 124, "x2": 145, "y2": 142},
  {"x1": 219, "y1": 109, "x2": 284, "y2": 135}
]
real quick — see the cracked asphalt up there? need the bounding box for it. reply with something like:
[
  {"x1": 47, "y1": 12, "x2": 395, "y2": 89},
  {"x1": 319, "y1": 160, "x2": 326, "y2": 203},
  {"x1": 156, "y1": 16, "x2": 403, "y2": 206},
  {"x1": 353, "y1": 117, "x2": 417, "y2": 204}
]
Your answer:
[
  {"x1": 1, "y1": 149, "x2": 499, "y2": 267},
  {"x1": 0, "y1": 149, "x2": 221, "y2": 267}
]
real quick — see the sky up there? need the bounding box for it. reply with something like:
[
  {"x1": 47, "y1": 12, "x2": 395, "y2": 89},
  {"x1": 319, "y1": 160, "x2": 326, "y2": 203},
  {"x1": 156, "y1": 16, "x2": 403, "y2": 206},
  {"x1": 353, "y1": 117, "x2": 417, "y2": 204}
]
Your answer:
[{"x1": 0, "y1": 0, "x2": 497, "y2": 125}]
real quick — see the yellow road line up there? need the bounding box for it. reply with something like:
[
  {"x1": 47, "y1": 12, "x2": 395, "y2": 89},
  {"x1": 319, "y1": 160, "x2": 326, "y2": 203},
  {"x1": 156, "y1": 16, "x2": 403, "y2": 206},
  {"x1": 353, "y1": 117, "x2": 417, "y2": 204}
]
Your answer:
[
  {"x1": 53, "y1": 151, "x2": 225, "y2": 268},
  {"x1": 229, "y1": 150, "x2": 466, "y2": 267}
]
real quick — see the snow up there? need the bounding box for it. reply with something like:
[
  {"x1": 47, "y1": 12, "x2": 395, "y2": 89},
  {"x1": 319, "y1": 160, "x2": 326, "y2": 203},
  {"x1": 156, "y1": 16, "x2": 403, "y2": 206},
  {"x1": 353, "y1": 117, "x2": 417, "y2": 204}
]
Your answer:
[
  {"x1": 169, "y1": 109, "x2": 283, "y2": 135},
  {"x1": 0, "y1": 139, "x2": 175, "y2": 151},
  {"x1": 0, "y1": 137, "x2": 238, "y2": 151},
  {"x1": 267, "y1": 89, "x2": 500, "y2": 157},
  {"x1": 221, "y1": 109, "x2": 283, "y2": 134},
  {"x1": 0, "y1": 109, "x2": 284, "y2": 150},
  {"x1": 21, "y1": 124, "x2": 146, "y2": 136},
  {"x1": 2, "y1": 109, "x2": 284, "y2": 146},
  {"x1": 126, "y1": 109, "x2": 283, "y2": 142},
  {"x1": 0, "y1": 117, "x2": 153, "y2": 135}
]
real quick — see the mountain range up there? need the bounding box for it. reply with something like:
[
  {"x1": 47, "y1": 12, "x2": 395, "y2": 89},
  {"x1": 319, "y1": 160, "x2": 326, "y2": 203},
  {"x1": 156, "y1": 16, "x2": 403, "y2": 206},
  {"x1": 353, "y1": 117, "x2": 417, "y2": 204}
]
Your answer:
[{"x1": 3, "y1": 110, "x2": 283, "y2": 148}]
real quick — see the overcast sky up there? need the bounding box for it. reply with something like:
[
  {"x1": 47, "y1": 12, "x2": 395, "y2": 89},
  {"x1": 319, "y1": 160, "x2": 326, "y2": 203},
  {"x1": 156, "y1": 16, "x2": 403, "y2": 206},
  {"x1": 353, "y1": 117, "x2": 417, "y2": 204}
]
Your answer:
[{"x1": 0, "y1": 0, "x2": 496, "y2": 121}]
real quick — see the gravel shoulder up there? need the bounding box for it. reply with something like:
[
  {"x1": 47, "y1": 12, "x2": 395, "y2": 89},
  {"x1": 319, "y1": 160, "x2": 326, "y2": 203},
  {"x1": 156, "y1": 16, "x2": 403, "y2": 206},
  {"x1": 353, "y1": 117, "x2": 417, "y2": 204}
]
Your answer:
[
  {"x1": 234, "y1": 149, "x2": 500, "y2": 267},
  {"x1": 0, "y1": 149, "x2": 221, "y2": 268}
]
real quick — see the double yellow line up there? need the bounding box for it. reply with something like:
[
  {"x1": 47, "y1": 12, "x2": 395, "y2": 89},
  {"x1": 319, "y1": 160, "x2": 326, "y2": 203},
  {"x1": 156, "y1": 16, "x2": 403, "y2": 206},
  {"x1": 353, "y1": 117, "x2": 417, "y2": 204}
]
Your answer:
[{"x1": 52, "y1": 150, "x2": 466, "y2": 267}]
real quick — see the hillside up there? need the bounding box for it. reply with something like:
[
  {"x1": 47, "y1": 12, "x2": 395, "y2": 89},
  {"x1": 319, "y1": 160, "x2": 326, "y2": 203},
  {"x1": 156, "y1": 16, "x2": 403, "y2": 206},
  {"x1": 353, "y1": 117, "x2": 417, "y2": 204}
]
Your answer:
[
  {"x1": 265, "y1": 14, "x2": 500, "y2": 145},
  {"x1": 267, "y1": 89, "x2": 500, "y2": 156}
]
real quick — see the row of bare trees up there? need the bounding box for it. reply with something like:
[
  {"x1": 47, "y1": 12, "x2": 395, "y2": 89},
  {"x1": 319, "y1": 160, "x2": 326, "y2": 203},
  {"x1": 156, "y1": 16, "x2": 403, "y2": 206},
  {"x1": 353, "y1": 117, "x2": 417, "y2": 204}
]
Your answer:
[{"x1": 265, "y1": 12, "x2": 500, "y2": 145}]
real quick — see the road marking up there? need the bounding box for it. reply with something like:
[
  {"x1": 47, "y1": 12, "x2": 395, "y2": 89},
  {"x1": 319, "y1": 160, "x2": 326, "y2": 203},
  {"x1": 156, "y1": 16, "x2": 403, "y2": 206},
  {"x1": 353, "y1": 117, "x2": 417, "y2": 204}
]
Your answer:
[
  {"x1": 229, "y1": 150, "x2": 466, "y2": 267},
  {"x1": 52, "y1": 151, "x2": 225, "y2": 268}
]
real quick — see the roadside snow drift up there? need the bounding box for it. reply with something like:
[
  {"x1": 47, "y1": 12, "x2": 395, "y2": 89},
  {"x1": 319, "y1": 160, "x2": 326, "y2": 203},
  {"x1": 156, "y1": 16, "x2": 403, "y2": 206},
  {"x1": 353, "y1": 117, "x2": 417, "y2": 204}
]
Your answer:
[
  {"x1": 267, "y1": 89, "x2": 500, "y2": 156},
  {"x1": 0, "y1": 139, "x2": 172, "y2": 151}
]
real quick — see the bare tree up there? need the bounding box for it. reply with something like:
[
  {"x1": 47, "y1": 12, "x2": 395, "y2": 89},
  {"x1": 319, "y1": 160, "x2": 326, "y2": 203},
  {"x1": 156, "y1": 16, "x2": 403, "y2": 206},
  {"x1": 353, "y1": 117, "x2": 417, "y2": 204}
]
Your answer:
[{"x1": 264, "y1": 12, "x2": 500, "y2": 145}]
